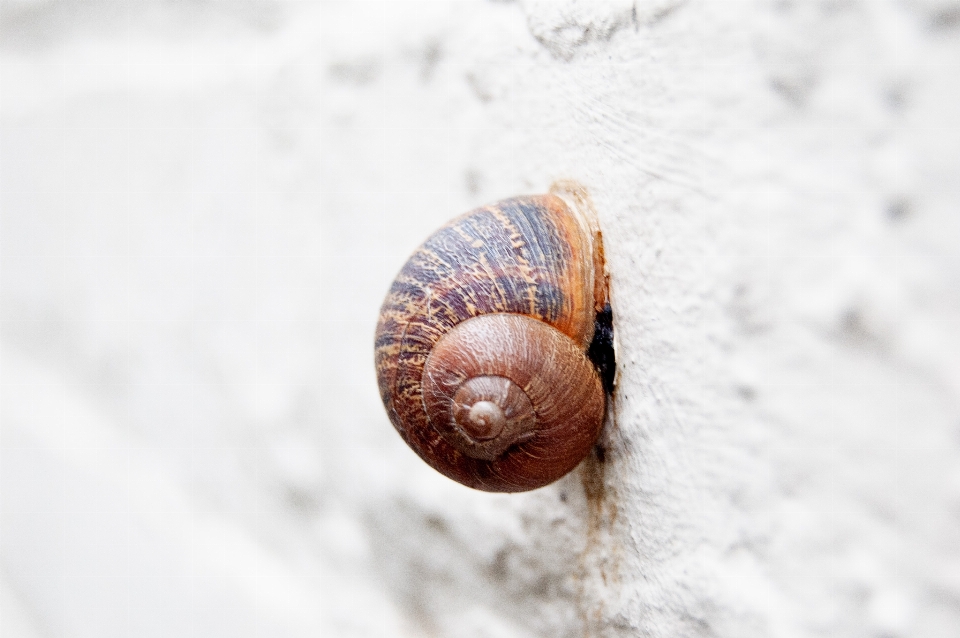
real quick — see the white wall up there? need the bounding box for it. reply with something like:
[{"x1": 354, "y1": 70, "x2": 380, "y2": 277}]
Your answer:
[{"x1": 2, "y1": 1, "x2": 959, "y2": 637}]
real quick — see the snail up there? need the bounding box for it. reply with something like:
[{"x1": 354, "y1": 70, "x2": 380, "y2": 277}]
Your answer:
[{"x1": 374, "y1": 183, "x2": 614, "y2": 492}]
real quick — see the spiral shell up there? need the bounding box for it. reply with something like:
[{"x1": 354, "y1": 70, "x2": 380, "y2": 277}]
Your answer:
[{"x1": 374, "y1": 191, "x2": 609, "y2": 492}]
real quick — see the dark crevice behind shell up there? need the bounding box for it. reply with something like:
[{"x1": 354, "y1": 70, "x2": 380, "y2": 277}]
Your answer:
[{"x1": 588, "y1": 303, "x2": 616, "y2": 395}]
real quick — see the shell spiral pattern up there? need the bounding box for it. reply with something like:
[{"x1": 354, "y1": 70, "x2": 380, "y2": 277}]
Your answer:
[{"x1": 374, "y1": 193, "x2": 608, "y2": 492}]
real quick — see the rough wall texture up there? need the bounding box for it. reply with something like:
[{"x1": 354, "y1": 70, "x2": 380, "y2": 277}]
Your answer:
[
  {"x1": 323, "y1": 1, "x2": 960, "y2": 636},
  {"x1": 2, "y1": 1, "x2": 959, "y2": 637}
]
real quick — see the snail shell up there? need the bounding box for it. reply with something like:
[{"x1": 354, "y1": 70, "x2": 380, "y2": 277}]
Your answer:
[{"x1": 374, "y1": 191, "x2": 609, "y2": 492}]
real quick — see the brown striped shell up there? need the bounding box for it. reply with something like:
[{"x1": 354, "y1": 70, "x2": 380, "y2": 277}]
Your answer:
[{"x1": 374, "y1": 193, "x2": 607, "y2": 492}]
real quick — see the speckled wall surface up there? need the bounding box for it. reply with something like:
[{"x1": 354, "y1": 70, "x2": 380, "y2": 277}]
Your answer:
[{"x1": 2, "y1": 1, "x2": 959, "y2": 637}]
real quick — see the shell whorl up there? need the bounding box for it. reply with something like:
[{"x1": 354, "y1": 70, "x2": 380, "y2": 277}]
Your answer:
[
  {"x1": 374, "y1": 194, "x2": 605, "y2": 492},
  {"x1": 423, "y1": 314, "x2": 604, "y2": 474}
]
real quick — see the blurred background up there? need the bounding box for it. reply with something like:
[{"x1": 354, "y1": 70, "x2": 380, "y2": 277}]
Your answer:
[
  {"x1": 3, "y1": 1, "x2": 960, "y2": 637},
  {"x1": 1, "y1": 2, "x2": 328, "y2": 636}
]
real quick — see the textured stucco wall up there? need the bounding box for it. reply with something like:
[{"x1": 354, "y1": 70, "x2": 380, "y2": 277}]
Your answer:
[
  {"x1": 2, "y1": 1, "x2": 960, "y2": 637},
  {"x1": 322, "y1": 2, "x2": 960, "y2": 636}
]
